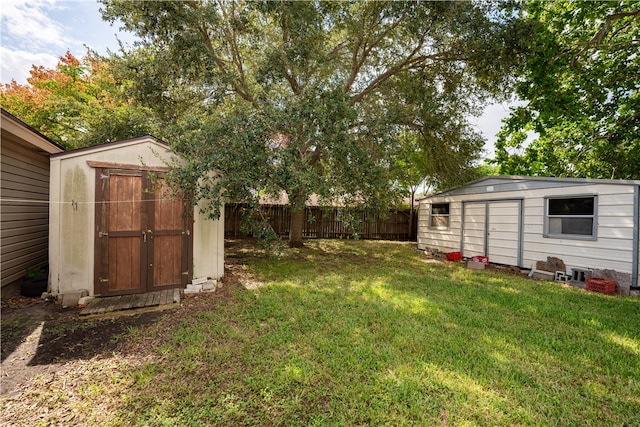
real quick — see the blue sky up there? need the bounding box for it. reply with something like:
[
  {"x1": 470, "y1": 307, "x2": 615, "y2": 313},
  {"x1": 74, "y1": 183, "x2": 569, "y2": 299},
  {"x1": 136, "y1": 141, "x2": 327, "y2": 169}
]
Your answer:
[
  {"x1": 1, "y1": 0, "x2": 137, "y2": 84},
  {"x1": 0, "y1": 0, "x2": 512, "y2": 158}
]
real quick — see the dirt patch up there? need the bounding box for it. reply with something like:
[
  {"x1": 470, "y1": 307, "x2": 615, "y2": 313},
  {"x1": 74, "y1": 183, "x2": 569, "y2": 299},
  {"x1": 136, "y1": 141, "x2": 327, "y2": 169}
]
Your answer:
[
  {"x1": 1, "y1": 239, "x2": 260, "y2": 399},
  {"x1": 1, "y1": 295, "x2": 165, "y2": 395}
]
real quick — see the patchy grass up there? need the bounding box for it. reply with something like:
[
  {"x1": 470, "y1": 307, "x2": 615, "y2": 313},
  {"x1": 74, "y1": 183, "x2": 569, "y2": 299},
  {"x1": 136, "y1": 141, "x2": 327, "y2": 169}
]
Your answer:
[
  {"x1": 4, "y1": 240, "x2": 640, "y2": 425},
  {"x1": 115, "y1": 240, "x2": 640, "y2": 426}
]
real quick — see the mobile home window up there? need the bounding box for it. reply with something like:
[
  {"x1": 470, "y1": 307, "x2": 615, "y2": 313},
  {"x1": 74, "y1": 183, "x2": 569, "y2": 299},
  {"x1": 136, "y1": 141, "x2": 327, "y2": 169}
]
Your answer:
[
  {"x1": 430, "y1": 203, "x2": 450, "y2": 228},
  {"x1": 545, "y1": 196, "x2": 596, "y2": 238}
]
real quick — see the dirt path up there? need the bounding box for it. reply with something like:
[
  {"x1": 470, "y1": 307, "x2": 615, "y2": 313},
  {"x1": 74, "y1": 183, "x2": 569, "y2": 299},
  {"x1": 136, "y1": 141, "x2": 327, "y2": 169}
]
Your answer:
[
  {"x1": 1, "y1": 239, "x2": 262, "y2": 424},
  {"x1": 1, "y1": 296, "x2": 166, "y2": 396}
]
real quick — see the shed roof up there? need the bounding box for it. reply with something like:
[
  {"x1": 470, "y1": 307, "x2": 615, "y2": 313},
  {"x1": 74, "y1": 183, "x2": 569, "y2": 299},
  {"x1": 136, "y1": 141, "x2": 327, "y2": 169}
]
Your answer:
[
  {"x1": 420, "y1": 176, "x2": 640, "y2": 200},
  {"x1": 50, "y1": 135, "x2": 169, "y2": 160}
]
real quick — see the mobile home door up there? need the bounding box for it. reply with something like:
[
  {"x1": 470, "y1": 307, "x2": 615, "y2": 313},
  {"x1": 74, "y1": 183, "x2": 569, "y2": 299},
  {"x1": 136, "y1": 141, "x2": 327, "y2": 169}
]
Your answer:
[{"x1": 462, "y1": 200, "x2": 522, "y2": 267}]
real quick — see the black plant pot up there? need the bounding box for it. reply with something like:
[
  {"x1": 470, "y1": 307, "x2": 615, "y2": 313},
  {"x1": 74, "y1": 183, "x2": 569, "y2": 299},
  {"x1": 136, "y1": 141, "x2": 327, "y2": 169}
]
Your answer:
[{"x1": 21, "y1": 278, "x2": 48, "y2": 298}]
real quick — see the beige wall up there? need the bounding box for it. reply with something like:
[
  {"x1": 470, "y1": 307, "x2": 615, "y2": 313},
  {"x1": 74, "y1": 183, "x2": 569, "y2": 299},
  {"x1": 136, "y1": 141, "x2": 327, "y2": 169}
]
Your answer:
[
  {"x1": 1, "y1": 135, "x2": 51, "y2": 288},
  {"x1": 193, "y1": 198, "x2": 225, "y2": 282},
  {"x1": 1, "y1": 112, "x2": 62, "y2": 295},
  {"x1": 49, "y1": 137, "x2": 224, "y2": 296}
]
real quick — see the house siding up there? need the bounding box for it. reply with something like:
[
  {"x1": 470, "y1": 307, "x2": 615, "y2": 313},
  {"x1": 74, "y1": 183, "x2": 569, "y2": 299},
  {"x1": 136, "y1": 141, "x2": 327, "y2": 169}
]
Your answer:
[
  {"x1": 1, "y1": 134, "x2": 51, "y2": 288},
  {"x1": 418, "y1": 179, "x2": 639, "y2": 279}
]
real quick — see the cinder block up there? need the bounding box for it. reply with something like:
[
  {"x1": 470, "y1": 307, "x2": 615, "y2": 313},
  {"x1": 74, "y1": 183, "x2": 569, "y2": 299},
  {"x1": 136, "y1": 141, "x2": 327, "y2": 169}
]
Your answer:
[
  {"x1": 60, "y1": 290, "x2": 88, "y2": 308},
  {"x1": 186, "y1": 284, "x2": 202, "y2": 292},
  {"x1": 183, "y1": 289, "x2": 200, "y2": 294},
  {"x1": 78, "y1": 296, "x2": 94, "y2": 308},
  {"x1": 532, "y1": 270, "x2": 555, "y2": 281},
  {"x1": 192, "y1": 277, "x2": 208, "y2": 285},
  {"x1": 467, "y1": 260, "x2": 485, "y2": 270},
  {"x1": 202, "y1": 280, "x2": 216, "y2": 291}
]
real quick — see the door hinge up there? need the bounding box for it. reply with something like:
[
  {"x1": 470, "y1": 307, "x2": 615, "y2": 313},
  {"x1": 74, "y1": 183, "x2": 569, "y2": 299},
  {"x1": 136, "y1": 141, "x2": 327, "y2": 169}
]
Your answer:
[
  {"x1": 182, "y1": 271, "x2": 189, "y2": 276},
  {"x1": 99, "y1": 278, "x2": 109, "y2": 283},
  {"x1": 98, "y1": 231, "x2": 108, "y2": 237}
]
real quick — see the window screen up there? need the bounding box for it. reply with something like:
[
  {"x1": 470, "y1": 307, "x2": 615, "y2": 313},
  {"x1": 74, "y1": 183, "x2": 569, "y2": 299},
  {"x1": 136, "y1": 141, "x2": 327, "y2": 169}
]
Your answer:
[
  {"x1": 546, "y1": 196, "x2": 596, "y2": 237},
  {"x1": 430, "y1": 203, "x2": 450, "y2": 228}
]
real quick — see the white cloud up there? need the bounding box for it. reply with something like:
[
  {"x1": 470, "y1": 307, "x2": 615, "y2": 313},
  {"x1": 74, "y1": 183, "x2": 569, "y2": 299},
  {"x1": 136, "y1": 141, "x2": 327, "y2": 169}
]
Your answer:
[
  {"x1": 472, "y1": 101, "x2": 522, "y2": 159},
  {"x1": 0, "y1": 46, "x2": 58, "y2": 84},
  {"x1": 1, "y1": 0, "x2": 72, "y2": 50}
]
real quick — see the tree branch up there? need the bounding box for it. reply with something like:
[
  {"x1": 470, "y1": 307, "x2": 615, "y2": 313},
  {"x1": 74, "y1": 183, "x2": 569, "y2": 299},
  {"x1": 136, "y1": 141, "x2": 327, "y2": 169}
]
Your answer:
[
  {"x1": 343, "y1": 10, "x2": 408, "y2": 94},
  {"x1": 589, "y1": 8, "x2": 640, "y2": 45}
]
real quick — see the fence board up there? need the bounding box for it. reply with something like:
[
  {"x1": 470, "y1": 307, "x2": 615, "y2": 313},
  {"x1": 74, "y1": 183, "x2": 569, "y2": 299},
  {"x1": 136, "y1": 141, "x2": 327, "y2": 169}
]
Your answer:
[{"x1": 225, "y1": 204, "x2": 417, "y2": 241}]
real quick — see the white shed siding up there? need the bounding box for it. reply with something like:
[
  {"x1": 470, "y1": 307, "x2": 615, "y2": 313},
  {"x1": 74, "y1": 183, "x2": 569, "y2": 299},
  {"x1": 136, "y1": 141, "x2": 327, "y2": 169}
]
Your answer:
[
  {"x1": 417, "y1": 199, "x2": 461, "y2": 253},
  {"x1": 487, "y1": 201, "x2": 520, "y2": 266},
  {"x1": 418, "y1": 178, "x2": 639, "y2": 276},
  {"x1": 462, "y1": 203, "x2": 485, "y2": 257},
  {"x1": 520, "y1": 185, "x2": 636, "y2": 273}
]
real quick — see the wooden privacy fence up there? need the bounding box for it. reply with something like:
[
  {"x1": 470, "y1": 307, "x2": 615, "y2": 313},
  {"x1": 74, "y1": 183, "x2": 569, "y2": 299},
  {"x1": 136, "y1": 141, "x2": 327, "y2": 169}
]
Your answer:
[{"x1": 225, "y1": 203, "x2": 417, "y2": 241}]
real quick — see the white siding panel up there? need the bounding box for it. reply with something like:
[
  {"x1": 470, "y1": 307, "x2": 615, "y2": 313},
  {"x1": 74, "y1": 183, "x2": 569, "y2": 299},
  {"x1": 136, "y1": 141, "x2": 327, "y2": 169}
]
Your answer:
[
  {"x1": 418, "y1": 181, "x2": 638, "y2": 274},
  {"x1": 487, "y1": 201, "x2": 520, "y2": 265},
  {"x1": 417, "y1": 200, "x2": 462, "y2": 253},
  {"x1": 521, "y1": 189, "x2": 636, "y2": 273},
  {"x1": 462, "y1": 203, "x2": 485, "y2": 257}
]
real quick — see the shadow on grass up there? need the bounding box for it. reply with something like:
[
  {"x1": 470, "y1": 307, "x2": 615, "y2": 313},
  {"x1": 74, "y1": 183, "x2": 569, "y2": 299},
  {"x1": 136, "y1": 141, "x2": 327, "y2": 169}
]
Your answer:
[
  {"x1": 113, "y1": 243, "x2": 640, "y2": 425},
  {"x1": 1, "y1": 298, "x2": 165, "y2": 366},
  {"x1": 1, "y1": 301, "x2": 47, "y2": 363}
]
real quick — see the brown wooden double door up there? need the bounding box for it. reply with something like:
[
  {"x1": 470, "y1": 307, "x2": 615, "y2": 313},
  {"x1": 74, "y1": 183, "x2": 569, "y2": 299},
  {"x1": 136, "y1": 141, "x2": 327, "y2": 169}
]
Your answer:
[{"x1": 95, "y1": 168, "x2": 193, "y2": 296}]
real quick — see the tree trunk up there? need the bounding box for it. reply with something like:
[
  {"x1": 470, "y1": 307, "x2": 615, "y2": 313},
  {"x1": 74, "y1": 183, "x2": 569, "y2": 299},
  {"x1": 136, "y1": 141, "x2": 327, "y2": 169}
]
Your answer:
[{"x1": 289, "y1": 192, "x2": 306, "y2": 248}]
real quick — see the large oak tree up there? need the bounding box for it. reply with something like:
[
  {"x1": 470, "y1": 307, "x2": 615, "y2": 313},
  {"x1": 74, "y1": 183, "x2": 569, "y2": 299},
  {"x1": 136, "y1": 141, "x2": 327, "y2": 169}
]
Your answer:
[{"x1": 102, "y1": 0, "x2": 526, "y2": 247}]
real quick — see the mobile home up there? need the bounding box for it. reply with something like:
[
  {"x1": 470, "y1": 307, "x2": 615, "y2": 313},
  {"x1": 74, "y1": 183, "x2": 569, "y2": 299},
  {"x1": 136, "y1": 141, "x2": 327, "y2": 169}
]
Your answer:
[{"x1": 418, "y1": 176, "x2": 639, "y2": 295}]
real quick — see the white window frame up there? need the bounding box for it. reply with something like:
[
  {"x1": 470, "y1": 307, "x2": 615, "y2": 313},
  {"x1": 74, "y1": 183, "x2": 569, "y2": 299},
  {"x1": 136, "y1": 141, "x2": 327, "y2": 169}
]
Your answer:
[
  {"x1": 429, "y1": 203, "x2": 450, "y2": 229},
  {"x1": 544, "y1": 195, "x2": 597, "y2": 240}
]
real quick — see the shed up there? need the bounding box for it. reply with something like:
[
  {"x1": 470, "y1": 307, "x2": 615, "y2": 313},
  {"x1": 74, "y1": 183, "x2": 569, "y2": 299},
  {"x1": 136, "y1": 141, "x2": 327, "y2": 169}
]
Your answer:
[
  {"x1": 49, "y1": 135, "x2": 224, "y2": 298},
  {"x1": 1, "y1": 109, "x2": 64, "y2": 297},
  {"x1": 417, "y1": 176, "x2": 640, "y2": 294}
]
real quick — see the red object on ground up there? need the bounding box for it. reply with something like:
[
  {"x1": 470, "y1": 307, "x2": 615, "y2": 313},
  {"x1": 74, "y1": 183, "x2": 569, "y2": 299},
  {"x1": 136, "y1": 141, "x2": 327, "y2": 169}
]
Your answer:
[
  {"x1": 446, "y1": 251, "x2": 462, "y2": 262},
  {"x1": 586, "y1": 278, "x2": 616, "y2": 295},
  {"x1": 471, "y1": 256, "x2": 489, "y2": 266}
]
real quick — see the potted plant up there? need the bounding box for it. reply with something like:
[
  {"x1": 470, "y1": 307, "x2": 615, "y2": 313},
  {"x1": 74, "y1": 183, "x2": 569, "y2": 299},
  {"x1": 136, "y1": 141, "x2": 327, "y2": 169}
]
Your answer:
[{"x1": 21, "y1": 265, "x2": 48, "y2": 297}]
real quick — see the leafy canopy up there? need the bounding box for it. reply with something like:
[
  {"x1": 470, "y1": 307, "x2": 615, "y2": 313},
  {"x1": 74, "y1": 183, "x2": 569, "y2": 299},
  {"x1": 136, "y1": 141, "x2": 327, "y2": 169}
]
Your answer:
[
  {"x1": 494, "y1": 0, "x2": 640, "y2": 179},
  {"x1": 0, "y1": 51, "x2": 156, "y2": 149},
  {"x1": 101, "y1": 0, "x2": 525, "y2": 244}
]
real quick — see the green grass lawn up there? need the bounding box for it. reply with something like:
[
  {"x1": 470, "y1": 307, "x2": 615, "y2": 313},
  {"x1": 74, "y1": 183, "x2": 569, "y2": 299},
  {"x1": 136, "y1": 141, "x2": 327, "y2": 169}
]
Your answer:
[
  {"x1": 107, "y1": 240, "x2": 640, "y2": 426},
  {"x1": 69, "y1": 241, "x2": 640, "y2": 424}
]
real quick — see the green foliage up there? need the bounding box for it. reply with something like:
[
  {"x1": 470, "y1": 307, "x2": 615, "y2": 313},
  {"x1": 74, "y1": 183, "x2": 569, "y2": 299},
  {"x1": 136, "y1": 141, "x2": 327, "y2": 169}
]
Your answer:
[
  {"x1": 495, "y1": 1, "x2": 640, "y2": 179},
  {"x1": 101, "y1": 0, "x2": 527, "y2": 245},
  {"x1": 25, "y1": 266, "x2": 45, "y2": 280},
  {"x1": 0, "y1": 51, "x2": 158, "y2": 149}
]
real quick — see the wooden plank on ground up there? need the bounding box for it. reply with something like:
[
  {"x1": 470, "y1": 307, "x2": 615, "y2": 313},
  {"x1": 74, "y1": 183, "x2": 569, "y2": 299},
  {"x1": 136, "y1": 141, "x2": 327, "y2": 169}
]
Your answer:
[
  {"x1": 152, "y1": 291, "x2": 161, "y2": 306},
  {"x1": 80, "y1": 299, "x2": 101, "y2": 315},
  {"x1": 159, "y1": 289, "x2": 170, "y2": 305},
  {"x1": 119, "y1": 294, "x2": 133, "y2": 310},
  {"x1": 103, "y1": 296, "x2": 122, "y2": 314},
  {"x1": 130, "y1": 293, "x2": 145, "y2": 309}
]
